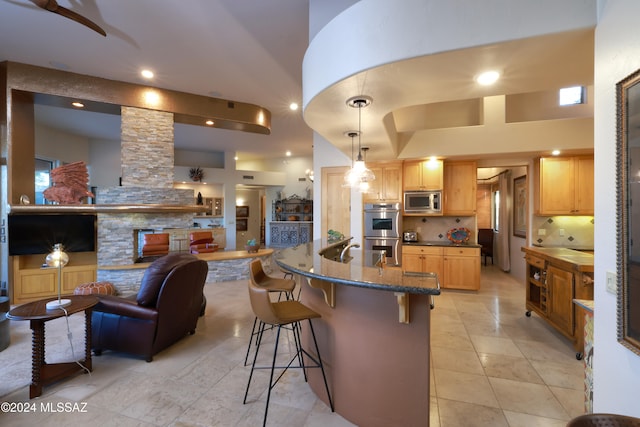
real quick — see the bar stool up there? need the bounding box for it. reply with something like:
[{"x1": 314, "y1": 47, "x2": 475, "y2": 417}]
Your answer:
[
  {"x1": 243, "y1": 260, "x2": 296, "y2": 366},
  {"x1": 243, "y1": 265, "x2": 334, "y2": 426}
]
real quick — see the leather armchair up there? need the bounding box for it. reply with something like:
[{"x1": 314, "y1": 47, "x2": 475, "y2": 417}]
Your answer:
[
  {"x1": 92, "y1": 253, "x2": 208, "y2": 361},
  {"x1": 142, "y1": 233, "x2": 170, "y2": 257},
  {"x1": 189, "y1": 231, "x2": 219, "y2": 254}
]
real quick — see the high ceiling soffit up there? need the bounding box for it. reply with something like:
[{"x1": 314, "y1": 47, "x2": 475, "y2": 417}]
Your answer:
[{"x1": 303, "y1": 28, "x2": 594, "y2": 162}]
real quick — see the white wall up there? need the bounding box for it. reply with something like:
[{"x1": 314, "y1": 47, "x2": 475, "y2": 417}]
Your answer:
[
  {"x1": 89, "y1": 138, "x2": 120, "y2": 187},
  {"x1": 593, "y1": 0, "x2": 640, "y2": 416},
  {"x1": 35, "y1": 124, "x2": 90, "y2": 164}
]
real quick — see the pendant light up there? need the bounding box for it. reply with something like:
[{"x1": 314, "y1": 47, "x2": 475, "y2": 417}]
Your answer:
[{"x1": 343, "y1": 96, "x2": 375, "y2": 191}]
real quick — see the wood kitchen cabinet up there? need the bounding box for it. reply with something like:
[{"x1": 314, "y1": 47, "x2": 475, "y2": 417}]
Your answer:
[
  {"x1": 443, "y1": 246, "x2": 480, "y2": 290},
  {"x1": 402, "y1": 245, "x2": 479, "y2": 290},
  {"x1": 364, "y1": 162, "x2": 402, "y2": 202},
  {"x1": 522, "y1": 247, "x2": 594, "y2": 358},
  {"x1": 443, "y1": 161, "x2": 477, "y2": 216},
  {"x1": 546, "y1": 265, "x2": 574, "y2": 335},
  {"x1": 403, "y1": 159, "x2": 443, "y2": 191},
  {"x1": 534, "y1": 155, "x2": 594, "y2": 215},
  {"x1": 402, "y1": 246, "x2": 443, "y2": 280}
]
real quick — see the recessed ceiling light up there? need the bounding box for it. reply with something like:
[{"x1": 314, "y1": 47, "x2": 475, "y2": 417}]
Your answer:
[
  {"x1": 205, "y1": 120, "x2": 214, "y2": 126},
  {"x1": 234, "y1": 156, "x2": 238, "y2": 161},
  {"x1": 552, "y1": 150, "x2": 561, "y2": 156},
  {"x1": 71, "y1": 102, "x2": 84, "y2": 108},
  {"x1": 286, "y1": 151, "x2": 292, "y2": 157},
  {"x1": 289, "y1": 102, "x2": 299, "y2": 111},
  {"x1": 476, "y1": 70, "x2": 500, "y2": 86},
  {"x1": 140, "y1": 69, "x2": 154, "y2": 79}
]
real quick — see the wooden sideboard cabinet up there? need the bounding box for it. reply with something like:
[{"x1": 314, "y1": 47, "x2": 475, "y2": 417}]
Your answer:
[
  {"x1": 11, "y1": 252, "x2": 97, "y2": 304},
  {"x1": 364, "y1": 162, "x2": 402, "y2": 203},
  {"x1": 534, "y1": 155, "x2": 594, "y2": 215},
  {"x1": 269, "y1": 221, "x2": 313, "y2": 248}
]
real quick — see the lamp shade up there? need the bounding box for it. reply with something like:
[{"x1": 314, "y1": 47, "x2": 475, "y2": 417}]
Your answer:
[{"x1": 45, "y1": 243, "x2": 69, "y2": 268}]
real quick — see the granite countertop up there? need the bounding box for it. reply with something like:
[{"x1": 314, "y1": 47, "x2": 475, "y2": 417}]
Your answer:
[
  {"x1": 274, "y1": 238, "x2": 441, "y2": 295},
  {"x1": 521, "y1": 246, "x2": 594, "y2": 272},
  {"x1": 403, "y1": 240, "x2": 482, "y2": 248}
]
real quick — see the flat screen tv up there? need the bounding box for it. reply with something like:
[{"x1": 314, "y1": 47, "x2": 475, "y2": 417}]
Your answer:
[{"x1": 8, "y1": 214, "x2": 97, "y2": 256}]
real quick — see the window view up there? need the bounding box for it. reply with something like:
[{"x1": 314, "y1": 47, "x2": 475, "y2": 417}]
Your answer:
[{"x1": 35, "y1": 158, "x2": 54, "y2": 204}]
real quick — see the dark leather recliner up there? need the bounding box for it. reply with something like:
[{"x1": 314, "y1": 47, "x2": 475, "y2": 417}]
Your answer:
[{"x1": 92, "y1": 253, "x2": 208, "y2": 362}]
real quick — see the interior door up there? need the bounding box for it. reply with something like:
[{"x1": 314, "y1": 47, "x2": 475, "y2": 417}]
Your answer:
[{"x1": 321, "y1": 167, "x2": 350, "y2": 240}]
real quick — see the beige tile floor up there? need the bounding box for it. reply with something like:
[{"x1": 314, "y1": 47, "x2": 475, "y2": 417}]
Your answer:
[{"x1": 0, "y1": 264, "x2": 584, "y2": 426}]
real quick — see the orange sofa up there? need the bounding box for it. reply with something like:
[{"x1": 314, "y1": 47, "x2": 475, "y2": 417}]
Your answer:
[
  {"x1": 142, "y1": 233, "x2": 170, "y2": 257},
  {"x1": 189, "y1": 231, "x2": 219, "y2": 254}
]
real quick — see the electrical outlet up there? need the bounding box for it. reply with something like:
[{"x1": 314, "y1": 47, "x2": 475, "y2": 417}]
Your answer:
[
  {"x1": 538, "y1": 229, "x2": 546, "y2": 236},
  {"x1": 559, "y1": 229, "x2": 565, "y2": 237},
  {"x1": 606, "y1": 271, "x2": 617, "y2": 295}
]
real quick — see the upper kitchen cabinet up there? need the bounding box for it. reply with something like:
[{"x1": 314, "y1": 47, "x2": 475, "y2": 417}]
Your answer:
[
  {"x1": 403, "y1": 159, "x2": 443, "y2": 191},
  {"x1": 534, "y1": 155, "x2": 594, "y2": 215},
  {"x1": 364, "y1": 161, "x2": 402, "y2": 203},
  {"x1": 443, "y1": 161, "x2": 477, "y2": 216}
]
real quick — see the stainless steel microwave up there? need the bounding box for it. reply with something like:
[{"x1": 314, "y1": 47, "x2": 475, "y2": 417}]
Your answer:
[{"x1": 403, "y1": 191, "x2": 442, "y2": 214}]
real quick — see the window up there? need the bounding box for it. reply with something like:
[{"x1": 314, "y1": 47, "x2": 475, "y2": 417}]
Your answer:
[{"x1": 35, "y1": 158, "x2": 54, "y2": 204}]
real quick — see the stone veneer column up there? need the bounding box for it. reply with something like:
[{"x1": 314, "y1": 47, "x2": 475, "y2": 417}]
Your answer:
[{"x1": 121, "y1": 106, "x2": 174, "y2": 188}]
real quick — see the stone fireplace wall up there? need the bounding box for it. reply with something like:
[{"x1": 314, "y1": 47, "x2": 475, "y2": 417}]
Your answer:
[
  {"x1": 121, "y1": 106, "x2": 174, "y2": 188},
  {"x1": 96, "y1": 107, "x2": 196, "y2": 292}
]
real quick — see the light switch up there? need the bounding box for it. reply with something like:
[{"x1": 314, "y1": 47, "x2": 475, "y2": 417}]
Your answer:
[
  {"x1": 606, "y1": 271, "x2": 617, "y2": 295},
  {"x1": 538, "y1": 229, "x2": 546, "y2": 236}
]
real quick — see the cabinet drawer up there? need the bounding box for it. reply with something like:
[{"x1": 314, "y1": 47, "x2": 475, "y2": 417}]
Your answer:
[
  {"x1": 402, "y1": 246, "x2": 443, "y2": 255},
  {"x1": 444, "y1": 247, "x2": 479, "y2": 257},
  {"x1": 525, "y1": 254, "x2": 546, "y2": 269}
]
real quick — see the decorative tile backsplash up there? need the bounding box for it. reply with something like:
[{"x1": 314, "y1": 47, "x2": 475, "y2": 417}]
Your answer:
[
  {"x1": 531, "y1": 216, "x2": 594, "y2": 248},
  {"x1": 402, "y1": 215, "x2": 594, "y2": 249},
  {"x1": 403, "y1": 216, "x2": 476, "y2": 243}
]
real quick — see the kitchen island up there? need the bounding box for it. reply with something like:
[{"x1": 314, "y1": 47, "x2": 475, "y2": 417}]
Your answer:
[
  {"x1": 521, "y1": 246, "x2": 594, "y2": 359},
  {"x1": 274, "y1": 238, "x2": 440, "y2": 427}
]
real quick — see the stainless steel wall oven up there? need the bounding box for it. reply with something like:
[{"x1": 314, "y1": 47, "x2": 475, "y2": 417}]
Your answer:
[{"x1": 364, "y1": 202, "x2": 401, "y2": 266}]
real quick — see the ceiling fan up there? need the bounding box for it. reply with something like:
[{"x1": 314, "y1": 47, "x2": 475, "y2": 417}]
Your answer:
[{"x1": 29, "y1": 0, "x2": 106, "y2": 36}]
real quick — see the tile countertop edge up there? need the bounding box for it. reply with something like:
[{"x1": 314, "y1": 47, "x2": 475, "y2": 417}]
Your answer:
[{"x1": 521, "y1": 246, "x2": 594, "y2": 273}]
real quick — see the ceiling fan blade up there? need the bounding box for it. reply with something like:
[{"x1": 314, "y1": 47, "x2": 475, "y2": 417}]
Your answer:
[
  {"x1": 54, "y1": 5, "x2": 106, "y2": 36},
  {"x1": 28, "y1": 0, "x2": 106, "y2": 36}
]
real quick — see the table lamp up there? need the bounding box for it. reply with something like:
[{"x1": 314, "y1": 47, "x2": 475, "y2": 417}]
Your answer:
[{"x1": 45, "y1": 243, "x2": 71, "y2": 310}]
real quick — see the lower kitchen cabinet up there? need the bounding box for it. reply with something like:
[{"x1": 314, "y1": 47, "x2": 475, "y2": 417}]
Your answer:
[
  {"x1": 403, "y1": 246, "x2": 443, "y2": 280},
  {"x1": 547, "y1": 265, "x2": 574, "y2": 336},
  {"x1": 443, "y1": 247, "x2": 480, "y2": 290},
  {"x1": 402, "y1": 245, "x2": 479, "y2": 290}
]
